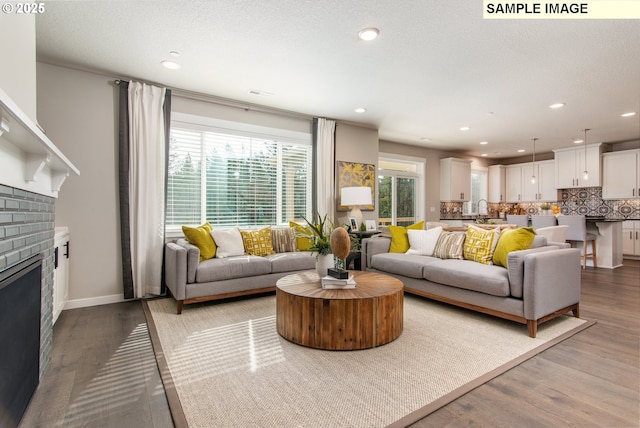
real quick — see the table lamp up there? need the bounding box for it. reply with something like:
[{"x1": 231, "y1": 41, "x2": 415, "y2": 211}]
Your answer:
[{"x1": 341, "y1": 186, "x2": 372, "y2": 229}]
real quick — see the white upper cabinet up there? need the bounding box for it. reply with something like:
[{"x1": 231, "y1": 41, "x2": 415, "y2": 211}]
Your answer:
[
  {"x1": 440, "y1": 158, "x2": 471, "y2": 201},
  {"x1": 602, "y1": 149, "x2": 640, "y2": 199},
  {"x1": 553, "y1": 143, "x2": 603, "y2": 189},
  {"x1": 506, "y1": 161, "x2": 555, "y2": 202},
  {"x1": 488, "y1": 165, "x2": 506, "y2": 203}
]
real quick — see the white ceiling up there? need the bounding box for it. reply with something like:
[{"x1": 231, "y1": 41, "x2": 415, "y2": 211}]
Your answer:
[{"x1": 35, "y1": 1, "x2": 640, "y2": 159}]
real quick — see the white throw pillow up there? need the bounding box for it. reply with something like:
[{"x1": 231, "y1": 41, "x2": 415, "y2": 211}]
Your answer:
[
  {"x1": 211, "y1": 228, "x2": 245, "y2": 258},
  {"x1": 406, "y1": 227, "x2": 443, "y2": 256}
]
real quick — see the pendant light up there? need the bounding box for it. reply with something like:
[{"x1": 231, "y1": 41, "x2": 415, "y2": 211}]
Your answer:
[
  {"x1": 530, "y1": 138, "x2": 538, "y2": 184},
  {"x1": 582, "y1": 128, "x2": 590, "y2": 180}
]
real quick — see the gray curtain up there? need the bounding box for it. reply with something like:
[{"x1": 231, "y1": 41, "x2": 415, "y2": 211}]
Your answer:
[{"x1": 118, "y1": 81, "x2": 171, "y2": 299}]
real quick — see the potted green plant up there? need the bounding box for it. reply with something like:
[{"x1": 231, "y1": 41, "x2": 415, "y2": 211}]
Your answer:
[
  {"x1": 540, "y1": 203, "x2": 551, "y2": 215},
  {"x1": 301, "y1": 213, "x2": 335, "y2": 276}
]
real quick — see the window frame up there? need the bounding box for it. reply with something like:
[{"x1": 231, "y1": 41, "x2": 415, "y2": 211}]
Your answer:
[
  {"x1": 166, "y1": 113, "x2": 312, "y2": 237},
  {"x1": 377, "y1": 153, "x2": 425, "y2": 226}
]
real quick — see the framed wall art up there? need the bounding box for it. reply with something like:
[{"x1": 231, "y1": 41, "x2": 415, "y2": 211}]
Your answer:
[{"x1": 336, "y1": 161, "x2": 376, "y2": 211}]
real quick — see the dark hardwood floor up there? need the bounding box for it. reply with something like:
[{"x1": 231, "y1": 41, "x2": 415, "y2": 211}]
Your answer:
[{"x1": 20, "y1": 260, "x2": 639, "y2": 428}]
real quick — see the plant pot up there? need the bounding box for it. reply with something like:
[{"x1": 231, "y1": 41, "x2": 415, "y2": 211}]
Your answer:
[{"x1": 316, "y1": 254, "x2": 334, "y2": 277}]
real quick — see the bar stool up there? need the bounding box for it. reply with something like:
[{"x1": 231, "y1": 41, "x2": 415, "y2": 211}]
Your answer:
[
  {"x1": 506, "y1": 214, "x2": 529, "y2": 228},
  {"x1": 557, "y1": 215, "x2": 597, "y2": 269},
  {"x1": 531, "y1": 215, "x2": 557, "y2": 229}
]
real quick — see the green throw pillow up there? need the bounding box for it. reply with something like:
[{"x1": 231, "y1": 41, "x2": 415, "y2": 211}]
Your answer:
[
  {"x1": 389, "y1": 221, "x2": 425, "y2": 253},
  {"x1": 182, "y1": 222, "x2": 216, "y2": 261},
  {"x1": 492, "y1": 227, "x2": 536, "y2": 268}
]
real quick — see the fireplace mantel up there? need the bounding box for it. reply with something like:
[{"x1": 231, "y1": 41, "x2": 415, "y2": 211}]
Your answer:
[{"x1": 0, "y1": 88, "x2": 79, "y2": 197}]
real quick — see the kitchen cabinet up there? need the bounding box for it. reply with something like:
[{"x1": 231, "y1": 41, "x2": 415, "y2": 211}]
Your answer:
[
  {"x1": 440, "y1": 158, "x2": 471, "y2": 201},
  {"x1": 53, "y1": 227, "x2": 70, "y2": 325},
  {"x1": 622, "y1": 220, "x2": 640, "y2": 257},
  {"x1": 602, "y1": 149, "x2": 640, "y2": 199},
  {"x1": 506, "y1": 161, "x2": 555, "y2": 202},
  {"x1": 488, "y1": 165, "x2": 506, "y2": 203},
  {"x1": 553, "y1": 143, "x2": 603, "y2": 189}
]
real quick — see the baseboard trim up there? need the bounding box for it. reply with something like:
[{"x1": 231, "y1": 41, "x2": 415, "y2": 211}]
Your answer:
[{"x1": 63, "y1": 294, "x2": 126, "y2": 310}]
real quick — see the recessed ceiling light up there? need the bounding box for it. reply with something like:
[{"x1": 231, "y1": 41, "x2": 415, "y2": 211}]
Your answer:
[
  {"x1": 169, "y1": 51, "x2": 181, "y2": 58},
  {"x1": 549, "y1": 103, "x2": 566, "y2": 109},
  {"x1": 480, "y1": 141, "x2": 488, "y2": 145},
  {"x1": 622, "y1": 112, "x2": 637, "y2": 117},
  {"x1": 460, "y1": 126, "x2": 470, "y2": 131},
  {"x1": 517, "y1": 149, "x2": 525, "y2": 153},
  {"x1": 161, "y1": 60, "x2": 181, "y2": 70},
  {"x1": 420, "y1": 137, "x2": 432, "y2": 141},
  {"x1": 574, "y1": 139, "x2": 584, "y2": 144},
  {"x1": 481, "y1": 153, "x2": 488, "y2": 157},
  {"x1": 358, "y1": 27, "x2": 380, "y2": 41},
  {"x1": 354, "y1": 107, "x2": 367, "y2": 113}
]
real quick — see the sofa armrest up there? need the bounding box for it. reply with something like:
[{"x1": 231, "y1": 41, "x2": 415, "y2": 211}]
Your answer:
[
  {"x1": 362, "y1": 237, "x2": 391, "y2": 270},
  {"x1": 522, "y1": 248, "x2": 581, "y2": 320},
  {"x1": 165, "y1": 242, "x2": 188, "y2": 301}
]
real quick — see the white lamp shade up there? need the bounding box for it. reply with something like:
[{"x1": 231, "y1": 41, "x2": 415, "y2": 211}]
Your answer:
[{"x1": 341, "y1": 186, "x2": 372, "y2": 207}]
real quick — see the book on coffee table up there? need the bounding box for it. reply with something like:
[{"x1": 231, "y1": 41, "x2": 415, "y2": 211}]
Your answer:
[{"x1": 321, "y1": 275, "x2": 356, "y2": 289}]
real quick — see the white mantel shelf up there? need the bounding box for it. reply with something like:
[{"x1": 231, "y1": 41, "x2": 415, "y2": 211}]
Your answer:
[{"x1": 0, "y1": 87, "x2": 79, "y2": 197}]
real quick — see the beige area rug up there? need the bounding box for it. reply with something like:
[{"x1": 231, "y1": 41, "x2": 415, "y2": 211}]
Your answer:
[{"x1": 144, "y1": 294, "x2": 593, "y2": 428}]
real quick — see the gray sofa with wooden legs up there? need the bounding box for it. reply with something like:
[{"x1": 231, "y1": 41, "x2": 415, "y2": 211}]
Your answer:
[
  {"x1": 164, "y1": 238, "x2": 315, "y2": 314},
  {"x1": 362, "y1": 236, "x2": 581, "y2": 337}
]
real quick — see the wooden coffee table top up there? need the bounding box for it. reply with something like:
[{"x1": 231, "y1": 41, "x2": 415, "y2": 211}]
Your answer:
[
  {"x1": 276, "y1": 270, "x2": 404, "y2": 350},
  {"x1": 276, "y1": 270, "x2": 403, "y2": 299}
]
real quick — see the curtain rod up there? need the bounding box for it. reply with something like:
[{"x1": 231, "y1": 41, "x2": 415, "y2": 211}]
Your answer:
[{"x1": 114, "y1": 79, "x2": 314, "y2": 121}]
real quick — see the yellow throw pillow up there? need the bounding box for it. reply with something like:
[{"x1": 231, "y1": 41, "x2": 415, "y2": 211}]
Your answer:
[
  {"x1": 492, "y1": 227, "x2": 536, "y2": 268},
  {"x1": 289, "y1": 221, "x2": 313, "y2": 251},
  {"x1": 240, "y1": 227, "x2": 276, "y2": 256},
  {"x1": 389, "y1": 221, "x2": 425, "y2": 253},
  {"x1": 463, "y1": 224, "x2": 501, "y2": 265},
  {"x1": 182, "y1": 222, "x2": 216, "y2": 261}
]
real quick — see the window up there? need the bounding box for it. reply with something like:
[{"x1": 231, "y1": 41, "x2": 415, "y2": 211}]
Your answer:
[
  {"x1": 377, "y1": 154, "x2": 425, "y2": 227},
  {"x1": 167, "y1": 114, "x2": 312, "y2": 230},
  {"x1": 463, "y1": 167, "x2": 488, "y2": 215}
]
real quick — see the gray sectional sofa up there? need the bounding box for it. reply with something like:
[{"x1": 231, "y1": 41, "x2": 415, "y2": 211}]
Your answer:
[
  {"x1": 164, "y1": 238, "x2": 315, "y2": 313},
  {"x1": 362, "y1": 236, "x2": 582, "y2": 337}
]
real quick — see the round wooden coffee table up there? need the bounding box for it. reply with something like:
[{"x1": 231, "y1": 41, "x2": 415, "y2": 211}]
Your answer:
[{"x1": 276, "y1": 270, "x2": 403, "y2": 350}]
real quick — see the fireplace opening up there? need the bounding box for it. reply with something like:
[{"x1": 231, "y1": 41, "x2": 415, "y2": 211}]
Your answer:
[{"x1": 0, "y1": 253, "x2": 42, "y2": 428}]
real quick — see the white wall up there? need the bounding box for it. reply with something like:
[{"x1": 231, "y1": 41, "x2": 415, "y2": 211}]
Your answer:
[
  {"x1": 0, "y1": 13, "x2": 37, "y2": 121},
  {"x1": 37, "y1": 63, "x2": 123, "y2": 305}
]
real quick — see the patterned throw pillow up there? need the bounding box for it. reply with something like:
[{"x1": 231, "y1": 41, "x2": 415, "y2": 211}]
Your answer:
[
  {"x1": 389, "y1": 221, "x2": 425, "y2": 253},
  {"x1": 271, "y1": 227, "x2": 297, "y2": 253},
  {"x1": 432, "y1": 231, "x2": 466, "y2": 260},
  {"x1": 492, "y1": 227, "x2": 536, "y2": 268},
  {"x1": 463, "y1": 225, "x2": 501, "y2": 265},
  {"x1": 240, "y1": 227, "x2": 276, "y2": 256},
  {"x1": 182, "y1": 222, "x2": 216, "y2": 261}
]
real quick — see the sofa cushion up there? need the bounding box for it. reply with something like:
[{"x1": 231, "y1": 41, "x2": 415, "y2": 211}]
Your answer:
[
  {"x1": 289, "y1": 221, "x2": 313, "y2": 251},
  {"x1": 371, "y1": 252, "x2": 441, "y2": 279},
  {"x1": 271, "y1": 227, "x2": 297, "y2": 253},
  {"x1": 432, "y1": 232, "x2": 466, "y2": 260},
  {"x1": 212, "y1": 228, "x2": 245, "y2": 258},
  {"x1": 531, "y1": 235, "x2": 548, "y2": 248},
  {"x1": 492, "y1": 227, "x2": 536, "y2": 268},
  {"x1": 423, "y1": 259, "x2": 510, "y2": 297},
  {"x1": 389, "y1": 221, "x2": 425, "y2": 253},
  {"x1": 195, "y1": 255, "x2": 272, "y2": 283},
  {"x1": 266, "y1": 252, "x2": 316, "y2": 273},
  {"x1": 182, "y1": 222, "x2": 216, "y2": 261},
  {"x1": 240, "y1": 227, "x2": 276, "y2": 256},
  {"x1": 507, "y1": 246, "x2": 559, "y2": 298},
  {"x1": 406, "y1": 227, "x2": 442, "y2": 256},
  {"x1": 463, "y1": 225, "x2": 500, "y2": 265}
]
